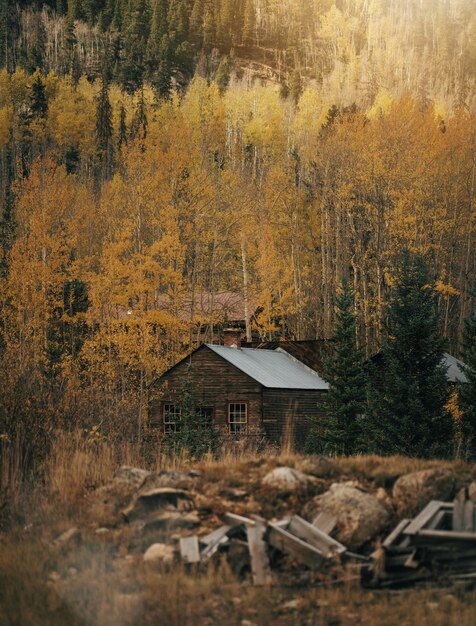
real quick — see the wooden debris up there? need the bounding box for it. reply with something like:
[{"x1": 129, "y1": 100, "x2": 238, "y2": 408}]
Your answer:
[
  {"x1": 200, "y1": 524, "x2": 231, "y2": 561},
  {"x1": 382, "y1": 519, "x2": 411, "y2": 549},
  {"x1": 404, "y1": 501, "x2": 452, "y2": 535},
  {"x1": 246, "y1": 519, "x2": 273, "y2": 585},
  {"x1": 287, "y1": 515, "x2": 346, "y2": 556},
  {"x1": 268, "y1": 522, "x2": 325, "y2": 569},
  {"x1": 224, "y1": 512, "x2": 256, "y2": 527},
  {"x1": 365, "y1": 493, "x2": 476, "y2": 588},
  {"x1": 179, "y1": 536, "x2": 201, "y2": 563}
]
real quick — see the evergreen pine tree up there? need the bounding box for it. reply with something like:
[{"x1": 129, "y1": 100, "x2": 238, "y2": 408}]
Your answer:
[
  {"x1": 117, "y1": 102, "x2": 127, "y2": 152},
  {"x1": 120, "y1": 0, "x2": 151, "y2": 92},
  {"x1": 365, "y1": 252, "x2": 453, "y2": 458},
  {"x1": 167, "y1": 0, "x2": 188, "y2": 45},
  {"x1": 129, "y1": 89, "x2": 148, "y2": 146},
  {"x1": 145, "y1": 0, "x2": 170, "y2": 88},
  {"x1": 154, "y1": 39, "x2": 173, "y2": 98},
  {"x1": 306, "y1": 278, "x2": 366, "y2": 455},
  {"x1": 95, "y1": 76, "x2": 114, "y2": 186},
  {"x1": 0, "y1": 0, "x2": 18, "y2": 72},
  {"x1": 26, "y1": 17, "x2": 47, "y2": 73},
  {"x1": 189, "y1": 0, "x2": 204, "y2": 46},
  {"x1": 288, "y1": 70, "x2": 303, "y2": 104},
  {"x1": 214, "y1": 54, "x2": 230, "y2": 94},
  {"x1": 459, "y1": 285, "x2": 476, "y2": 459},
  {"x1": 30, "y1": 73, "x2": 48, "y2": 119},
  {"x1": 0, "y1": 129, "x2": 16, "y2": 278}
]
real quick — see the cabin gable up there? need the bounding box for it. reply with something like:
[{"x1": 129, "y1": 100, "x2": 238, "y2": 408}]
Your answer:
[{"x1": 150, "y1": 345, "x2": 264, "y2": 435}]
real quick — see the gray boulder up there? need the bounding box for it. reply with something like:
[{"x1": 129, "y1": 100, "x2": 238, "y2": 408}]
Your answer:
[
  {"x1": 392, "y1": 468, "x2": 455, "y2": 513},
  {"x1": 143, "y1": 543, "x2": 175, "y2": 566},
  {"x1": 89, "y1": 466, "x2": 151, "y2": 526},
  {"x1": 262, "y1": 467, "x2": 310, "y2": 492},
  {"x1": 123, "y1": 487, "x2": 194, "y2": 522},
  {"x1": 304, "y1": 482, "x2": 390, "y2": 549},
  {"x1": 113, "y1": 466, "x2": 151, "y2": 488}
]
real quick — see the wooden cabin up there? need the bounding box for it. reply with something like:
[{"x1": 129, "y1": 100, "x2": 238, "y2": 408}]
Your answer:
[{"x1": 150, "y1": 332, "x2": 330, "y2": 449}]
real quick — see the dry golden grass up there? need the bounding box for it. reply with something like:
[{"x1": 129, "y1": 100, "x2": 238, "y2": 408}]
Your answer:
[{"x1": 1, "y1": 433, "x2": 476, "y2": 626}]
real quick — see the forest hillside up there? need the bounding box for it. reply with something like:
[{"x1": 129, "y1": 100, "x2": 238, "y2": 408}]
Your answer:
[{"x1": 0, "y1": 0, "x2": 475, "y2": 458}]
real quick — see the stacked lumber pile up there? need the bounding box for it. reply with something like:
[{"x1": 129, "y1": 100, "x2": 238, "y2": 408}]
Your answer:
[
  {"x1": 364, "y1": 490, "x2": 476, "y2": 587},
  {"x1": 179, "y1": 512, "x2": 366, "y2": 585},
  {"x1": 180, "y1": 492, "x2": 476, "y2": 588}
]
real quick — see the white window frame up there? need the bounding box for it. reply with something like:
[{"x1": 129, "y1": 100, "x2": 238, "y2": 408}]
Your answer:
[
  {"x1": 228, "y1": 402, "x2": 248, "y2": 434},
  {"x1": 163, "y1": 404, "x2": 181, "y2": 433}
]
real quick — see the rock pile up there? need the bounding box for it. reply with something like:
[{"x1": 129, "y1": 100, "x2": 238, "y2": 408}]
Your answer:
[{"x1": 49, "y1": 461, "x2": 476, "y2": 590}]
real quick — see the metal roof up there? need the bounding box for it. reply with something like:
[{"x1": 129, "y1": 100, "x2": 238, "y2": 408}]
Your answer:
[
  {"x1": 205, "y1": 344, "x2": 329, "y2": 390},
  {"x1": 444, "y1": 353, "x2": 468, "y2": 383}
]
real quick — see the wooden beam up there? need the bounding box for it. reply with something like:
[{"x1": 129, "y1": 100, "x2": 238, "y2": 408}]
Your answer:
[
  {"x1": 224, "y1": 512, "x2": 256, "y2": 527},
  {"x1": 463, "y1": 501, "x2": 475, "y2": 533},
  {"x1": 453, "y1": 498, "x2": 465, "y2": 532},
  {"x1": 404, "y1": 501, "x2": 452, "y2": 536},
  {"x1": 417, "y1": 528, "x2": 476, "y2": 542},
  {"x1": 247, "y1": 520, "x2": 273, "y2": 586},
  {"x1": 200, "y1": 525, "x2": 231, "y2": 561},
  {"x1": 268, "y1": 523, "x2": 325, "y2": 569},
  {"x1": 288, "y1": 515, "x2": 346, "y2": 556},
  {"x1": 201, "y1": 525, "x2": 232, "y2": 547},
  {"x1": 382, "y1": 519, "x2": 411, "y2": 548},
  {"x1": 180, "y1": 536, "x2": 201, "y2": 563}
]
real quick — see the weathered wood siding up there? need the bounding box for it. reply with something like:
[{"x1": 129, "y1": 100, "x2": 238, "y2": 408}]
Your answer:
[
  {"x1": 150, "y1": 345, "x2": 263, "y2": 433},
  {"x1": 262, "y1": 389, "x2": 328, "y2": 450}
]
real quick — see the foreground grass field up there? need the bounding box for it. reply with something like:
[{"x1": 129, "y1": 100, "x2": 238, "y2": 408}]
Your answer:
[{"x1": 1, "y1": 435, "x2": 475, "y2": 626}]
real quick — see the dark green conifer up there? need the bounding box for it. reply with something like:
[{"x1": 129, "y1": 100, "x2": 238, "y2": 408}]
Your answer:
[
  {"x1": 120, "y1": 0, "x2": 151, "y2": 92},
  {"x1": 129, "y1": 89, "x2": 148, "y2": 146},
  {"x1": 117, "y1": 102, "x2": 127, "y2": 152},
  {"x1": 95, "y1": 76, "x2": 114, "y2": 185},
  {"x1": 306, "y1": 278, "x2": 366, "y2": 455},
  {"x1": 30, "y1": 73, "x2": 49, "y2": 119},
  {"x1": 167, "y1": 0, "x2": 188, "y2": 44},
  {"x1": 0, "y1": 129, "x2": 16, "y2": 278},
  {"x1": 189, "y1": 0, "x2": 204, "y2": 46},
  {"x1": 365, "y1": 252, "x2": 453, "y2": 458},
  {"x1": 214, "y1": 54, "x2": 230, "y2": 94}
]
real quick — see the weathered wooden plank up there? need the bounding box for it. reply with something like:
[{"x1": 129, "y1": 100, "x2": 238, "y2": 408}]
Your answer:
[
  {"x1": 200, "y1": 525, "x2": 231, "y2": 561},
  {"x1": 201, "y1": 535, "x2": 229, "y2": 561},
  {"x1": 224, "y1": 512, "x2": 256, "y2": 527},
  {"x1": 404, "y1": 550, "x2": 420, "y2": 569},
  {"x1": 313, "y1": 512, "x2": 337, "y2": 536},
  {"x1": 288, "y1": 515, "x2": 346, "y2": 555},
  {"x1": 344, "y1": 551, "x2": 371, "y2": 562},
  {"x1": 200, "y1": 525, "x2": 232, "y2": 547},
  {"x1": 404, "y1": 501, "x2": 451, "y2": 536},
  {"x1": 463, "y1": 501, "x2": 475, "y2": 532},
  {"x1": 417, "y1": 528, "x2": 476, "y2": 542},
  {"x1": 453, "y1": 497, "x2": 465, "y2": 532},
  {"x1": 180, "y1": 536, "x2": 201, "y2": 563},
  {"x1": 268, "y1": 523, "x2": 325, "y2": 569},
  {"x1": 383, "y1": 519, "x2": 411, "y2": 548},
  {"x1": 247, "y1": 520, "x2": 273, "y2": 586},
  {"x1": 426, "y1": 509, "x2": 449, "y2": 531}
]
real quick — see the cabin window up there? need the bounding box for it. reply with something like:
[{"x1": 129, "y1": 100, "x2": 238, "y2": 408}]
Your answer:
[
  {"x1": 163, "y1": 404, "x2": 181, "y2": 432},
  {"x1": 228, "y1": 403, "x2": 247, "y2": 433}
]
